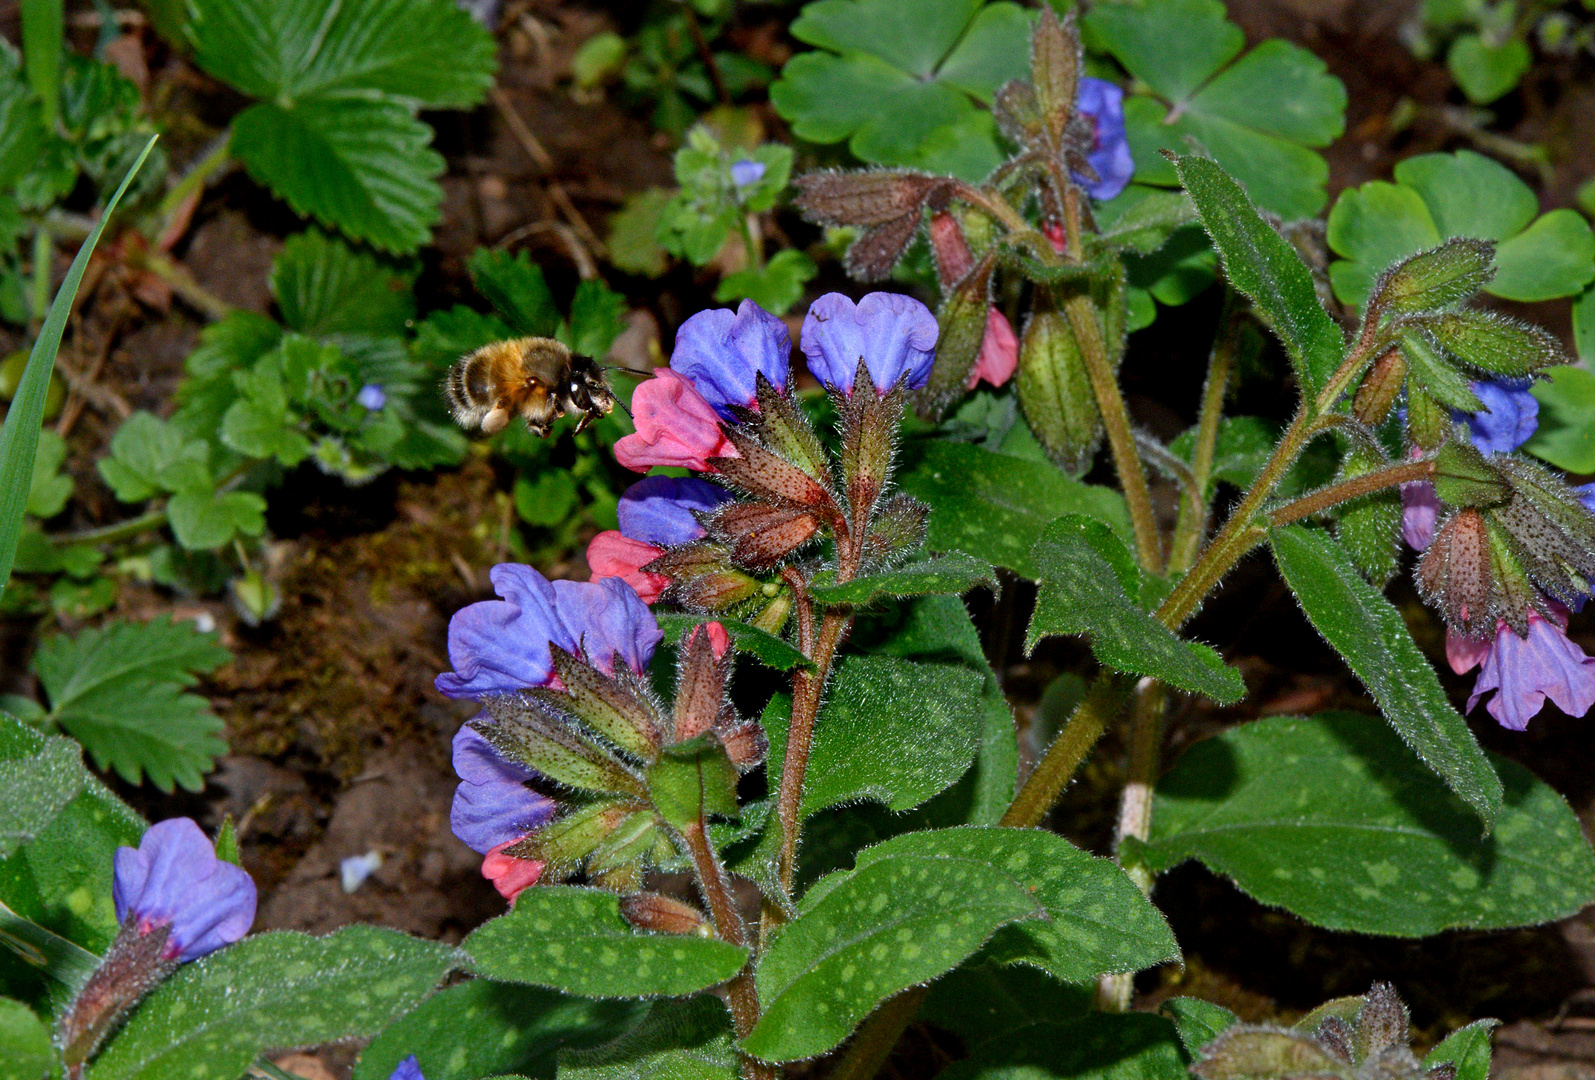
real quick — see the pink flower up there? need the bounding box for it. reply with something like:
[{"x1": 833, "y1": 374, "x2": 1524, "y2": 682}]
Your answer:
[
  {"x1": 687, "y1": 620, "x2": 731, "y2": 660},
  {"x1": 1043, "y1": 222, "x2": 1067, "y2": 255},
  {"x1": 613, "y1": 369, "x2": 737, "y2": 473},
  {"x1": 966, "y1": 307, "x2": 1018, "y2": 389},
  {"x1": 586, "y1": 532, "x2": 669, "y2": 604},
  {"x1": 482, "y1": 840, "x2": 544, "y2": 901},
  {"x1": 1448, "y1": 605, "x2": 1595, "y2": 730}
]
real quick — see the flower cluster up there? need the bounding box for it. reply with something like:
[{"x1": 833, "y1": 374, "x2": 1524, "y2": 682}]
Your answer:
[
  {"x1": 1400, "y1": 378, "x2": 1595, "y2": 730},
  {"x1": 586, "y1": 477, "x2": 733, "y2": 603}
]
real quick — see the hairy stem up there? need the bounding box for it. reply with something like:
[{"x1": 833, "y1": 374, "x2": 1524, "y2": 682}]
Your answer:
[
  {"x1": 1170, "y1": 296, "x2": 1240, "y2": 572},
  {"x1": 774, "y1": 609, "x2": 849, "y2": 896},
  {"x1": 154, "y1": 130, "x2": 233, "y2": 241},
  {"x1": 124, "y1": 248, "x2": 232, "y2": 322},
  {"x1": 1000, "y1": 672, "x2": 1128, "y2": 828},
  {"x1": 1269, "y1": 457, "x2": 1434, "y2": 527}
]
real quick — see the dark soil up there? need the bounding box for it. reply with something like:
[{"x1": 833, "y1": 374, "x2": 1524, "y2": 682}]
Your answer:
[{"x1": 7, "y1": 1, "x2": 1595, "y2": 1077}]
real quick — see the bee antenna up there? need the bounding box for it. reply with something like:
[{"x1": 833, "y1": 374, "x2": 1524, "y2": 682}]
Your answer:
[
  {"x1": 599, "y1": 364, "x2": 648, "y2": 380},
  {"x1": 615, "y1": 400, "x2": 633, "y2": 421}
]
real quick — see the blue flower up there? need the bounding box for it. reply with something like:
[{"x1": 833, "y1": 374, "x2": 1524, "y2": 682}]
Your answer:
[
  {"x1": 670, "y1": 299, "x2": 792, "y2": 418},
  {"x1": 1075, "y1": 77, "x2": 1134, "y2": 201},
  {"x1": 1573, "y1": 482, "x2": 1595, "y2": 515},
  {"x1": 436, "y1": 566, "x2": 664, "y2": 699},
  {"x1": 112, "y1": 818, "x2": 256, "y2": 962},
  {"x1": 357, "y1": 384, "x2": 387, "y2": 411},
  {"x1": 617, "y1": 476, "x2": 734, "y2": 546},
  {"x1": 451, "y1": 725, "x2": 557, "y2": 855},
  {"x1": 1459, "y1": 380, "x2": 1538, "y2": 455},
  {"x1": 730, "y1": 159, "x2": 766, "y2": 188},
  {"x1": 388, "y1": 1055, "x2": 425, "y2": 1080},
  {"x1": 800, "y1": 292, "x2": 938, "y2": 396}
]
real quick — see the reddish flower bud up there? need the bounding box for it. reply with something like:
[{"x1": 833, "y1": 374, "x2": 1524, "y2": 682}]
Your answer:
[
  {"x1": 1352, "y1": 347, "x2": 1406, "y2": 426},
  {"x1": 619, "y1": 892, "x2": 712, "y2": 936},
  {"x1": 482, "y1": 840, "x2": 544, "y2": 900},
  {"x1": 928, "y1": 211, "x2": 974, "y2": 288},
  {"x1": 966, "y1": 307, "x2": 1019, "y2": 390}
]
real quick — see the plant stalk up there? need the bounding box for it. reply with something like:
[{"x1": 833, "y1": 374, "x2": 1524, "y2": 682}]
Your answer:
[
  {"x1": 773, "y1": 608, "x2": 849, "y2": 895},
  {"x1": 1269, "y1": 458, "x2": 1434, "y2": 528},
  {"x1": 1000, "y1": 672, "x2": 1127, "y2": 829},
  {"x1": 1170, "y1": 295, "x2": 1240, "y2": 571},
  {"x1": 123, "y1": 249, "x2": 233, "y2": 322}
]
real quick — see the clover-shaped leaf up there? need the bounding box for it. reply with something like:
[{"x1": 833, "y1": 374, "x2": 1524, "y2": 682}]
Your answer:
[
  {"x1": 1328, "y1": 150, "x2": 1595, "y2": 312},
  {"x1": 1084, "y1": 0, "x2": 1345, "y2": 219},
  {"x1": 771, "y1": 0, "x2": 1033, "y2": 181}
]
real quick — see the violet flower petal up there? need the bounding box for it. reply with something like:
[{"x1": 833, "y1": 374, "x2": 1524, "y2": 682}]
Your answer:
[
  {"x1": 435, "y1": 564, "x2": 574, "y2": 699},
  {"x1": 1074, "y1": 77, "x2": 1134, "y2": 201},
  {"x1": 450, "y1": 726, "x2": 556, "y2": 855},
  {"x1": 1401, "y1": 479, "x2": 1441, "y2": 551},
  {"x1": 1469, "y1": 612, "x2": 1595, "y2": 730},
  {"x1": 670, "y1": 299, "x2": 791, "y2": 417},
  {"x1": 112, "y1": 818, "x2": 256, "y2": 961},
  {"x1": 388, "y1": 1055, "x2": 426, "y2": 1080},
  {"x1": 551, "y1": 576, "x2": 663, "y2": 676},
  {"x1": 617, "y1": 476, "x2": 733, "y2": 546},
  {"x1": 730, "y1": 159, "x2": 766, "y2": 188},
  {"x1": 800, "y1": 292, "x2": 938, "y2": 396},
  {"x1": 1460, "y1": 380, "x2": 1539, "y2": 455}
]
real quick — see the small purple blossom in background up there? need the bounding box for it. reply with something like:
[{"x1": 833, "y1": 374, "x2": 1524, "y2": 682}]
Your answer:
[
  {"x1": 112, "y1": 818, "x2": 255, "y2": 962},
  {"x1": 1447, "y1": 605, "x2": 1595, "y2": 730},
  {"x1": 1576, "y1": 483, "x2": 1595, "y2": 515},
  {"x1": 1401, "y1": 480, "x2": 1441, "y2": 551},
  {"x1": 1459, "y1": 380, "x2": 1538, "y2": 454},
  {"x1": 356, "y1": 384, "x2": 387, "y2": 411},
  {"x1": 800, "y1": 292, "x2": 939, "y2": 396},
  {"x1": 451, "y1": 725, "x2": 556, "y2": 855},
  {"x1": 730, "y1": 159, "x2": 766, "y2": 188},
  {"x1": 617, "y1": 476, "x2": 733, "y2": 547},
  {"x1": 1074, "y1": 77, "x2": 1134, "y2": 201},
  {"x1": 670, "y1": 299, "x2": 792, "y2": 418},
  {"x1": 389, "y1": 1054, "x2": 426, "y2": 1080}
]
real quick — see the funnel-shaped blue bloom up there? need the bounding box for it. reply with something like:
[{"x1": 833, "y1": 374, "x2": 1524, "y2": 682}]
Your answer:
[{"x1": 112, "y1": 818, "x2": 255, "y2": 962}]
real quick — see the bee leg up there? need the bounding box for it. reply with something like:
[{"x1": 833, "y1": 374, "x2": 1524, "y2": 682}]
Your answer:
[
  {"x1": 482, "y1": 406, "x2": 512, "y2": 435},
  {"x1": 573, "y1": 412, "x2": 594, "y2": 434}
]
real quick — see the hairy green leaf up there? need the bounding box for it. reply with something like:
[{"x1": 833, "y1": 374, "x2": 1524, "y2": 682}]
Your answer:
[
  {"x1": 165, "y1": 490, "x2": 267, "y2": 551},
  {"x1": 0, "y1": 996, "x2": 52, "y2": 1080},
  {"x1": 558, "y1": 996, "x2": 737, "y2": 1080},
  {"x1": 1171, "y1": 154, "x2": 1344, "y2": 398},
  {"x1": 350, "y1": 980, "x2": 644, "y2": 1080},
  {"x1": 921, "y1": 964, "x2": 1092, "y2": 1047},
  {"x1": 271, "y1": 229, "x2": 416, "y2": 338},
  {"x1": 464, "y1": 887, "x2": 748, "y2": 999},
  {"x1": 96, "y1": 413, "x2": 211, "y2": 503},
  {"x1": 1027, "y1": 515, "x2": 1245, "y2": 704},
  {"x1": 1144, "y1": 713, "x2": 1593, "y2": 935},
  {"x1": 1425, "y1": 1019, "x2": 1498, "y2": 1080},
  {"x1": 743, "y1": 853, "x2": 1041, "y2": 1062},
  {"x1": 1162, "y1": 997, "x2": 1239, "y2": 1057},
  {"x1": 810, "y1": 552, "x2": 996, "y2": 607},
  {"x1": 470, "y1": 249, "x2": 560, "y2": 338},
  {"x1": 24, "y1": 431, "x2": 70, "y2": 520},
  {"x1": 1271, "y1": 525, "x2": 1503, "y2": 826},
  {"x1": 31, "y1": 617, "x2": 231, "y2": 792},
  {"x1": 897, "y1": 440, "x2": 1132, "y2": 577},
  {"x1": 655, "y1": 614, "x2": 810, "y2": 671},
  {"x1": 938, "y1": 1012, "x2": 1186, "y2": 1080},
  {"x1": 87, "y1": 927, "x2": 457, "y2": 1080}
]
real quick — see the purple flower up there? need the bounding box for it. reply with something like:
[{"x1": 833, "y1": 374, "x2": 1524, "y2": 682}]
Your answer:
[
  {"x1": 1449, "y1": 607, "x2": 1595, "y2": 731},
  {"x1": 800, "y1": 292, "x2": 938, "y2": 396},
  {"x1": 1075, "y1": 77, "x2": 1134, "y2": 201},
  {"x1": 1459, "y1": 380, "x2": 1538, "y2": 455},
  {"x1": 112, "y1": 818, "x2": 256, "y2": 962},
  {"x1": 551, "y1": 577, "x2": 664, "y2": 677},
  {"x1": 670, "y1": 299, "x2": 792, "y2": 418},
  {"x1": 1575, "y1": 483, "x2": 1595, "y2": 515},
  {"x1": 730, "y1": 159, "x2": 766, "y2": 188},
  {"x1": 451, "y1": 725, "x2": 556, "y2": 855},
  {"x1": 1401, "y1": 479, "x2": 1441, "y2": 551},
  {"x1": 436, "y1": 566, "x2": 663, "y2": 698},
  {"x1": 435, "y1": 565, "x2": 573, "y2": 699},
  {"x1": 617, "y1": 476, "x2": 733, "y2": 547},
  {"x1": 357, "y1": 384, "x2": 387, "y2": 411},
  {"x1": 389, "y1": 1055, "x2": 425, "y2": 1080}
]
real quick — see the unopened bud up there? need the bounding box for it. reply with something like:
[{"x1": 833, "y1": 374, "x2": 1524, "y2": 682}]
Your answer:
[
  {"x1": 619, "y1": 893, "x2": 713, "y2": 937},
  {"x1": 702, "y1": 502, "x2": 822, "y2": 573},
  {"x1": 1416, "y1": 508, "x2": 1495, "y2": 638},
  {"x1": 860, "y1": 493, "x2": 930, "y2": 569},
  {"x1": 916, "y1": 251, "x2": 997, "y2": 420},
  {"x1": 645, "y1": 543, "x2": 762, "y2": 611},
  {"x1": 546, "y1": 648, "x2": 663, "y2": 760},
  {"x1": 715, "y1": 720, "x2": 769, "y2": 771},
  {"x1": 673, "y1": 626, "x2": 730, "y2": 742},
  {"x1": 713, "y1": 426, "x2": 837, "y2": 510},
  {"x1": 928, "y1": 211, "x2": 974, "y2": 287},
  {"x1": 1016, "y1": 305, "x2": 1102, "y2": 477},
  {"x1": 1404, "y1": 386, "x2": 1450, "y2": 451},
  {"x1": 793, "y1": 172, "x2": 952, "y2": 281},
  {"x1": 1352, "y1": 347, "x2": 1406, "y2": 426}
]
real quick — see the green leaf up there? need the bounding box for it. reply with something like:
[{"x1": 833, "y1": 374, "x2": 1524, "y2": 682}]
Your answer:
[
  {"x1": 742, "y1": 852, "x2": 1041, "y2": 1062},
  {"x1": 1089, "y1": 1, "x2": 1345, "y2": 218},
  {"x1": 1168, "y1": 416, "x2": 1276, "y2": 498},
  {"x1": 1271, "y1": 525, "x2": 1501, "y2": 826},
  {"x1": 921, "y1": 964, "x2": 1092, "y2": 1047},
  {"x1": 1171, "y1": 154, "x2": 1344, "y2": 398},
  {"x1": 463, "y1": 886, "x2": 748, "y2": 999},
  {"x1": 714, "y1": 250, "x2": 817, "y2": 317},
  {"x1": 230, "y1": 96, "x2": 445, "y2": 254},
  {"x1": 1424, "y1": 1019, "x2": 1497, "y2": 1080},
  {"x1": 86, "y1": 926, "x2": 458, "y2": 1080},
  {"x1": 1575, "y1": 283, "x2": 1595, "y2": 363},
  {"x1": 350, "y1": 980, "x2": 644, "y2": 1080},
  {"x1": 558, "y1": 996, "x2": 737, "y2": 1080},
  {"x1": 31, "y1": 616, "x2": 231, "y2": 792},
  {"x1": 0, "y1": 136, "x2": 153, "y2": 600},
  {"x1": 764, "y1": 655, "x2": 988, "y2": 817},
  {"x1": 1026, "y1": 515, "x2": 1245, "y2": 704},
  {"x1": 24, "y1": 431, "x2": 70, "y2": 519},
  {"x1": 567, "y1": 279, "x2": 628, "y2": 360},
  {"x1": 810, "y1": 552, "x2": 996, "y2": 606},
  {"x1": 771, "y1": 0, "x2": 1031, "y2": 181},
  {"x1": 646, "y1": 735, "x2": 740, "y2": 830},
  {"x1": 165, "y1": 490, "x2": 267, "y2": 551},
  {"x1": 271, "y1": 229, "x2": 416, "y2": 338},
  {"x1": 0, "y1": 996, "x2": 51, "y2": 1080},
  {"x1": 1369, "y1": 238, "x2": 1496, "y2": 317},
  {"x1": 96, "y1": 413, "x2": 212, "y2": 503},
  {"x1": 843, "y1": 827, "x2": 1178, "y2": 985},
  {"x1": 470, "y1": 249, "x2": 560, "y2": 337},
  {"x1": 1525, "y1": 366, "x2": 1595, "y2": 473},
  {"x1": 1326, "y1": 183, "x2": 1441, "y2": 315},
  {"x1": 655, "y1": 614, "x2": 810, "y2": 671},
  {"x1": 1490, "y1": 209, "x2": 1595, "y2": 302},
  {"x1": 0, "y1": 714, "x2": 145, "y2": 950},
  {"x1": 1161, "y1": 997, "x2": 1239, "y2": 1057},
  {"x1": 1447, "y1": 33, "x2": 1530, "y2": 104},
  {"x1": 187, "y1": 0, "x2": 495, "y2": 107},
  {"x1": 896, "y1": 440, "x2": 1132, "y2": 577},
  {"x1": 1143, "y1": 713, "x2": 1595, "y2": 935},
  {"x1": 607, "y1": 189, "x2": 672, "y2": 278},
  {"x1": 937, "y1": 1012, "x2": 1186, "y2": 1080}
]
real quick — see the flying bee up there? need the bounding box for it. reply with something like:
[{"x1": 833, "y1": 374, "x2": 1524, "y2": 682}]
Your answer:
[{"x1": 445, "y1": 337, "x2": 617, "y2": 437}]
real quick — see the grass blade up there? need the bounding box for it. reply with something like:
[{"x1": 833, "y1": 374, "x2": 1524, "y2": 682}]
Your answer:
[{"x1": 0, "y1": 134, "x2": 158, "y2": 598}]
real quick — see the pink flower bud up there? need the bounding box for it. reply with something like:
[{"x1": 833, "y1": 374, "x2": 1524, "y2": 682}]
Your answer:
[
  {"x1": 482, "y1": 840, "x2": 545, "y2": 901},
  {"x1": 613, "y1": 369, "x2": 737, "y2": 473},
  {"x1": 928, "y1": 211, "x2": 973, "y2": 287},
  {"x1": 966, "y1": 306, "x2": 1019, "y2": 390}
]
